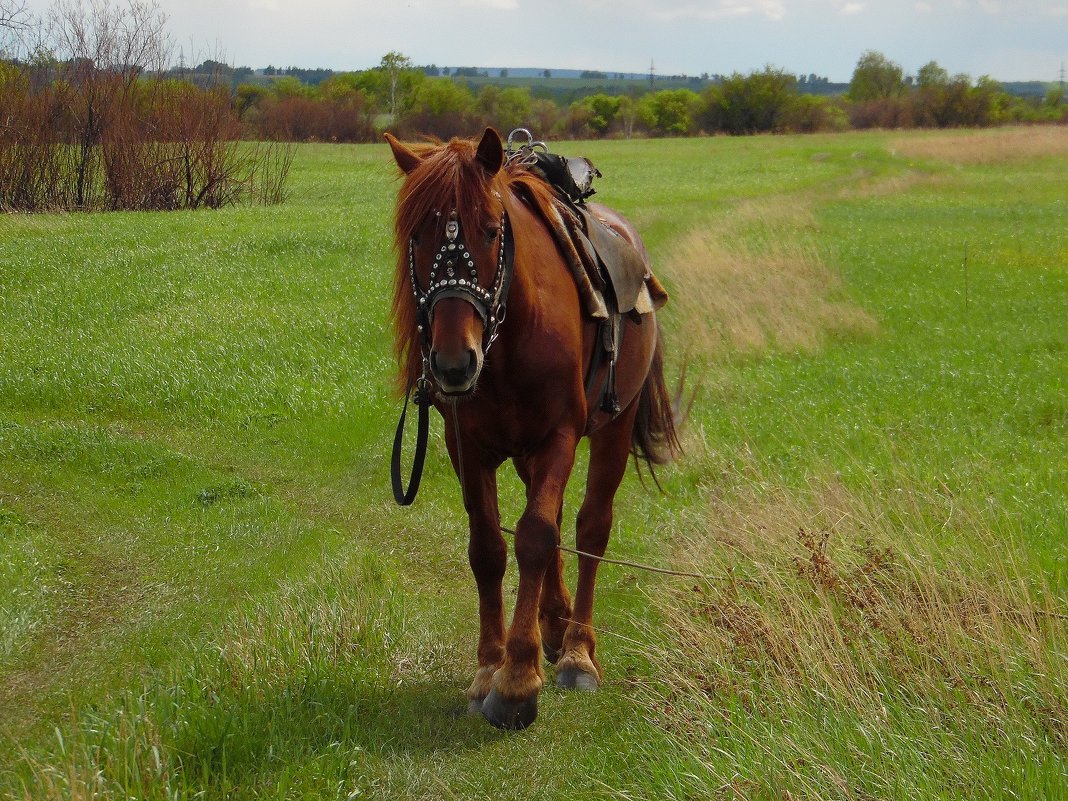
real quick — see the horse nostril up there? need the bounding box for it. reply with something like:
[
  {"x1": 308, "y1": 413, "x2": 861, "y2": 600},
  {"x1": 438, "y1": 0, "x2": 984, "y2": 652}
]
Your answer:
[{"x1": 431, "y1": 349, "x2": 479, "y2": 389}]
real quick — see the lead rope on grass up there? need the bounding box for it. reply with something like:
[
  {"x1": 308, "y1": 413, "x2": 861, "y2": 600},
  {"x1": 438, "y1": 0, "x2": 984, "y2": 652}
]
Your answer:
[{"x1": 449, "y1": 400, "x2": 708, "y2": 582}]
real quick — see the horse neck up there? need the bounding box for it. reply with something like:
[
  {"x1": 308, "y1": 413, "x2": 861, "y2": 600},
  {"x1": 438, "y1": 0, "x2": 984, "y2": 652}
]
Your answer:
[{"x1": 493, "y1": 187, "x2": 582, "y2": 357}]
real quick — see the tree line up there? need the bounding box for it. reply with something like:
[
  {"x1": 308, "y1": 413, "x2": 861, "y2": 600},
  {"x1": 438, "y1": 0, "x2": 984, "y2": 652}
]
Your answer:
[
  {"x1": 235, "y1": 50, "x2": 1065, "y2": 143},
  {"x1": 3, "y1": 0, "x2": 1066, "y2": 212}
]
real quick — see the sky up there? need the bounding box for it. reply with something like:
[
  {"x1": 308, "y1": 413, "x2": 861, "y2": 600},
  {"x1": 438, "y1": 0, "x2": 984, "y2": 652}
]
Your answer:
[{"x1": 20, "y1": 0, "x2": 1068, "y2": 82}]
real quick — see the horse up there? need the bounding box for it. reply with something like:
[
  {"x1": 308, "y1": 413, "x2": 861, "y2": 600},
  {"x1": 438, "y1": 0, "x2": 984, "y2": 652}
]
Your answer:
[{"x1": 386, "y1": 128, "x2": 678, "y2": 729}]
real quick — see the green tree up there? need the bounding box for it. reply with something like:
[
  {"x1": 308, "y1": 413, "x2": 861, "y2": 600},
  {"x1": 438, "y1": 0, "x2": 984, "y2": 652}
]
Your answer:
[
  {"x1": 577, "y1": 93, "x2": 621, "y2": 135},
  {"x1": 707, "y1": 67, "x2": 798, "y2": 134},
  {"x1": 271, "y1": 75, "x2": 310, "y2": 99},
  {"x1": 477, "y1": 85, "x2": 531, "y2": 131},
  {"x1": 917, "y1": 60, "x2": 949, "y2": 89},
  {"x1": 412, "y1": 78, "x2": 473, "y2": 116},
  {"x1": 848, "y1": 50, "x2": 906, "y2": 101},
  {"x1": 380, "y1": 50, "x2": 412, "y2": 117},
  {"x1": 639, "y1": 89, "x2": 700, "y2": 136},
  {"x1": 616, "y1": 94, "x2": 640, "y2": 138},
  {"x1": 235, "y1": 82, "x2": 268, "y2": 117}
]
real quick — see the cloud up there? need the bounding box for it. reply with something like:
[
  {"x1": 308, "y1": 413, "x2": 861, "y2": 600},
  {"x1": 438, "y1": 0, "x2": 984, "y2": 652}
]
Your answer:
[
  {"x1": 648, "y1": 1, "x2": 787, "y2": 22},
  {"x1": 456, "y1": 0, "x2": 519, "y2": 8},
  {"x1": 839, "y1": 2, "x2": 864, "y2": 13}
]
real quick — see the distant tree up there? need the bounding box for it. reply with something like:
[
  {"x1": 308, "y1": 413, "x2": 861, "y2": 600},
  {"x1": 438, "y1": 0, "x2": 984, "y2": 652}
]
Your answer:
[
  {"x1": 423, "y1": 63, "x2": 440, "y2": 76},
  {"x1": 264, "y1": 65, "x2": 276, "y2": 76},
  {"x1": 272, "y1": 75, "x2": 310, "y2": 99},
  {"x1": 576, "y1": 93, "x2": 620, "y2": 135},
  {"x1": 848, "y1": 50, "x2": 906, "y2": 101},
  {"x1": 703, "y1": 67, "x2": 797, "y2": 134},
  {"x1": 639, "y1": 89, "x2": 700, "y2": 135},
  {"x1": 380, "y1": 50, "x2": 412, "y2": 117},
  {"x1": 499, "y1": 68, "x2": 508, "y2": 78},
  {"x1": 412, "y1": 78, "x2": 473, "y2": 115},
  {"x1": 283, "y1": 66, "x2": 333, "y2": 85},
  {"x1": 580, "y1": 70, "x2": 607, "y2": 79},
  {"x1": 542, "y1": 68, "x2": 551, "y2": 79},
  {"x1": 477, "y1": 85, "x2": 531, "y2": 131},
  {"x1": 236, "y1": 82, "x2": 268, "y2": 116},
  {"x1": 916, "y1": 60, "x2": 949, "y2": 88}
]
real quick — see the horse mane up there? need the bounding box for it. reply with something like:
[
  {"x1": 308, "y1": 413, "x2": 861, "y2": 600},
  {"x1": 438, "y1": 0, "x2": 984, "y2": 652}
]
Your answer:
[{"x1": 390, "y1": 136, "x2": 561, "y2": 392}]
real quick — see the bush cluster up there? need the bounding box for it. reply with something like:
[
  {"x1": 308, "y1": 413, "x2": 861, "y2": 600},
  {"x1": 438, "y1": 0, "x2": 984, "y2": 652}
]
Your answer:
[{"x1": 234, "y1": 54, "x2": 1066, "y2": 144}]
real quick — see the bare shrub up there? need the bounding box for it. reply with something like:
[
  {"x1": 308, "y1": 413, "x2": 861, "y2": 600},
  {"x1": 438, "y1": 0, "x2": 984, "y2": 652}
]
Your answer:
[
  {"x1": 0, "y1": 0, "x2": 292, "y2": 212},
  {"x1": 254, "y1": 95, "x2": 376, "y2": 142},
  {"x1": 847, "y1": 96, "x2": 914, "y2": 130}
]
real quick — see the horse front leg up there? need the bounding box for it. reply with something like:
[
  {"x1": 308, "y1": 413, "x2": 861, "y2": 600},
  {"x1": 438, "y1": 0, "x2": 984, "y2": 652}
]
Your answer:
[
  {"x1": 446, "y1": 426, "x2": 507, "y2": 714},
  {"x1": 481, "y1": 432, "x2": 578, "y2": 730},
  {"x1": 513, "y1": 457, "x2": 573, "y2": 666}
]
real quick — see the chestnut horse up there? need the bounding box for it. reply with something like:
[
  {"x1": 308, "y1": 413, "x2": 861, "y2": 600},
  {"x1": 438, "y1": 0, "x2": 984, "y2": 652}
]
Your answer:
[{"x1": 386, "y1": 128, "x2": 678, "y2": 729}]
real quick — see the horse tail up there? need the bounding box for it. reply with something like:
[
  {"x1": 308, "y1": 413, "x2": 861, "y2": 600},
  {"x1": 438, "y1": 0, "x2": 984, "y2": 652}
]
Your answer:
[{"x1": 631, "y1": 323, "x2": 681, "y2": 477}]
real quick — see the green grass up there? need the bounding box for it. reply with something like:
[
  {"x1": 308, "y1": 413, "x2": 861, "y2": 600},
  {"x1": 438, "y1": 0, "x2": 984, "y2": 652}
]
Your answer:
[{"x1": 0, "y1": 129, "x2": 1065, "y2": 799}]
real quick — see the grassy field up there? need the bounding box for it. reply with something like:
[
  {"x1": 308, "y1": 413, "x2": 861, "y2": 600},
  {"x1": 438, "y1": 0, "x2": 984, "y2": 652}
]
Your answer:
[{"x1": 1, "y1": 127, "x2": 1065, "y2": 799}]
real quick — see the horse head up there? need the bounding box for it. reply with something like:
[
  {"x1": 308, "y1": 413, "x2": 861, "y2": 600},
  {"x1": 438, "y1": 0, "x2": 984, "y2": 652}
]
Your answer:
[{"x1": 387, "y1": 128, "x2": 510, "y2": 396}]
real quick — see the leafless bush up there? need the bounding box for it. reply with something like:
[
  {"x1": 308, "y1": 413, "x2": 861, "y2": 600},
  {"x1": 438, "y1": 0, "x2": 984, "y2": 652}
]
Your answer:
[
  {"x1": 0, "y1": 0, "x2": 291, "y2": 212},
  {"x1": 253, "y1": 95, "x2": 376, "y2": 142}
]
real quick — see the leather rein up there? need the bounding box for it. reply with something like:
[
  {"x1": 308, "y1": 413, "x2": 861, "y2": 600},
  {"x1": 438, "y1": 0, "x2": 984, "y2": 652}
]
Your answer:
[{"x1": 391, "y1": 208, "x2": 515, "y2": 506}]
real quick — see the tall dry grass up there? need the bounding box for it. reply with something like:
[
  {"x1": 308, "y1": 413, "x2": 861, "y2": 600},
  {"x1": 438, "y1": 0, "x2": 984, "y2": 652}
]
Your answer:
[
  {"x1": 891, "y1": 126, "x2": 1068, "y2": 167},
  {"x1": 623, "y1": 463, "x2": 1067, "y2": 796},
  {"x1": 661, "y1": 198, "x2": 877, "y2": 359}
]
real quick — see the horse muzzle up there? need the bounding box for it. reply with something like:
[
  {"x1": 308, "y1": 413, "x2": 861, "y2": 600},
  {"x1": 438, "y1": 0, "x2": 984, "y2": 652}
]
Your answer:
[{"x1": 430, "y1": 347, "x2": 481, "y2": 395}]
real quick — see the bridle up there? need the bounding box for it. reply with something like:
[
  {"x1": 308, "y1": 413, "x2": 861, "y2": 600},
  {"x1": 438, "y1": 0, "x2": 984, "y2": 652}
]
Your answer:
[
  {"x1": 408, "y1": 207, "x2": 513, "y2": 358},
  {"x1": 392, "y1": 203, "x2": 515, "y2": 506}
]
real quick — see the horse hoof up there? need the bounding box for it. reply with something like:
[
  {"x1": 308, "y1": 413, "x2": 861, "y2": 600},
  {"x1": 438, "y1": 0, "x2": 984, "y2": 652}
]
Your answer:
[
  {"x1": 556, "y1": 667, "x2": 599, "y2": 692},
  {"x1": 467, "y1": 698, "x2": 485, "y2": 716},
  {"x1": 481, "y1": 688, "x2": 538, "y2": 730}
]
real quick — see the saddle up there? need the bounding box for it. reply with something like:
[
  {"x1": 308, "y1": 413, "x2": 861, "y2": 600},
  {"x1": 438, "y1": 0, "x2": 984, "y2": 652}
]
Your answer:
[{"x1": 505, "y1": 129, "x2": 668, "y2": 416}]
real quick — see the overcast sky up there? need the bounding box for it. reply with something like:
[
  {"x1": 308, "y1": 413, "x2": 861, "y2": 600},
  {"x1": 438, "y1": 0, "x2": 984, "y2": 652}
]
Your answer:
[{"x1": 22, "y1": 0, "x2": 1068, "y2": 82}]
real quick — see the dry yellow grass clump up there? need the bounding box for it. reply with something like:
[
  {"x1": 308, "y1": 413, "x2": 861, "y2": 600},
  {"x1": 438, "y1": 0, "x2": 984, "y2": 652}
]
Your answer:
[
  {"x1": 631, "y1": 471, "x2": 1067, "y2": 741},
  {"x1": 891, "y1": 125, "x2": 1068, "y2": 167},
  {"x1": 662, "y1": 198, "x2": 876, "y2": 359}
]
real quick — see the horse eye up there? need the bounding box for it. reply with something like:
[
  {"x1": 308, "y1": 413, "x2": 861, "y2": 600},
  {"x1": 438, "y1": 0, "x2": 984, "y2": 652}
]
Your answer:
[{"x1": 484, "y1": 227, "x2": 500, "y2": 244}]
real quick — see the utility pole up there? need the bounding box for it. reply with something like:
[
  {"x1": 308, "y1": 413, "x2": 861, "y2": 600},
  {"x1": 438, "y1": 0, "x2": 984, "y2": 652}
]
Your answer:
[{"x1": 649, "y1": 59, "x2": 655, "y2": 90}]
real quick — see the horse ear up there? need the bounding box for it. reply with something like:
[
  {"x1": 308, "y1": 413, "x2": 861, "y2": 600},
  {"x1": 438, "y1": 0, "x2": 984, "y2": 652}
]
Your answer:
[
  {"x1": 475, "y1": 127, "x2": 504, "y2": 175},
  {"x1": 385, "y1": 133, "x2": 422, "y2": 175}
]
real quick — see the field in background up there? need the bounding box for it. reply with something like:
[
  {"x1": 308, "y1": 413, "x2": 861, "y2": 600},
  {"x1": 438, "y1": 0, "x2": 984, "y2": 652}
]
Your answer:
[{"x1": 1, "y1": 128, "x2": 1065, "y2": 799}]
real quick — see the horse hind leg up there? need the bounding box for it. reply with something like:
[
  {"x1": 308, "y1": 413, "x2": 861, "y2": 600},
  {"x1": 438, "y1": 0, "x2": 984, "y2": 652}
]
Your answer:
[{"x1": 556, "y1": 402, "x2": 639, "y2": 692}]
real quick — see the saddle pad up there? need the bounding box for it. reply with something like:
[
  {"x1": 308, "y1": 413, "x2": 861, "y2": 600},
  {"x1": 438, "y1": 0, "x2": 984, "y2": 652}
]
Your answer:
[{"x1": 576, "y1": 207, "x2": 649, "y2": 315}]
